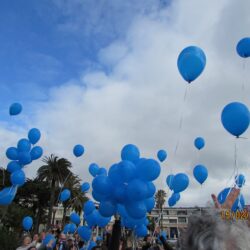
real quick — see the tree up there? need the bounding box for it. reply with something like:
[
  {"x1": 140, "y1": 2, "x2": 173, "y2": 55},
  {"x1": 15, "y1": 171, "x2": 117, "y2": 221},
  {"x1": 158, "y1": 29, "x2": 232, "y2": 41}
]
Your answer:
[
  {"x1": 60, "y1": 174, "x2": 88, "y2": 226},
  {"x1": 37, "y1": 154, "x2": 73, "y2": 230},
  {"x1": 155, "y1": 189, "x2": 167, "y2": 230}
]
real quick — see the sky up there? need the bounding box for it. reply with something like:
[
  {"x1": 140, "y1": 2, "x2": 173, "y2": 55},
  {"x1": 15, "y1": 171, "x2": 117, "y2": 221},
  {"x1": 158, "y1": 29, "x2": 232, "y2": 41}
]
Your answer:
[{"x1": 1, "y1": 0, "x2": 250, "y2": 207}]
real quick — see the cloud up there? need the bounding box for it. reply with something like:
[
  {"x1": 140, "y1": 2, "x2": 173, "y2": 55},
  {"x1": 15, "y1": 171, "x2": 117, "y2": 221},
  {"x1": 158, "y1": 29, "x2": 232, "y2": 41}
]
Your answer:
[{"x1": 2, "y1": 0, "x2": 250, "y2": 207}]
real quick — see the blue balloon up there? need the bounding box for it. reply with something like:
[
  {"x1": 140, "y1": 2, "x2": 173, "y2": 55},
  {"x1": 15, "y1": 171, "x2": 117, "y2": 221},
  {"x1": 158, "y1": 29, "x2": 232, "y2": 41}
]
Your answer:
[
  {"x1": 43, "y1": 234, "x2": 56, "y2": 248},
  {"x1": 9, "y1": 103, "x2": 22, "y2": 116},
  {"x1": 114, "y1": 184, "x2": 127, "y2": 203},
  {"x1": 88, "y1": 241, "x2": 97, "y2": 250},
  {"x1": 92, "y1": 175, "x2": 112, "y2": 195},
  {"x1": 145, "y1": 197, "x2": 155, "y2": 212},
  {"x1": 171, "y1": 192, "x2": 180, "y2": 203},
  {"x1": 18, "y1": 152, "x2": 32, "y2": 165},
  {"x1": 30, "y1": 146, "x2": 43, "y2": 160},
  {"x1": 194, "y1": 137, "x2": 205, "y2": 150},
  {"x1": 193, "y1": 165, "x2": 208, "y2": 185},
  {"x1": 117, "y1": 204, "x2": 128, "y2": 217},
  {"x1": 99, "y1": 200, "x2": 116, "y2": 217},
  {"x1": 11, "y1": 170, "x2": 26, "y2": 186},
  {"x1": 0, "y1": 186, "x2": 17, "y2": 205},
  {"x1": 135, "y1": 224, "x2": 148, "y2": 237},
  {"x1": 89, "y1": 163, "x2": 99, "y2": 177},
  {"x1": 137, "y1": 159, "x2": 161, "y2": 181},
  {"x1": 69, "y1": 223, "x2": 77, "y2": 234},
  {"x1": 166, "y1": 174, "x2": 174, "y2": 190},
  {"x1": 6, "y1": 147, "x2": 19, "y2": 160},
  {"x1": 97, "y1": 167, "x2": 107, "y2": 176},
  {"x1": 157, "y1": 150, "x2": 167, "y2": 162},
  {"x1": 22, "y1": 216, "x2": 33, "y2": 231},
  {"x1": 117, "y1": 161, "x2": 136, "y2": 182},
  {"x1": 96, "y1": 213, "x2": 111, "y2": 227},
  {"x1": 81, "y1": 182, "x2": 90, "y2": 192},
  {"x1": 17, "y1": 139, "x2": 31, "y2": 152},
  {"x1": 108, "y1": 164, "x2": 123, "y2": 186},
  {"x1": 59, "y1": 189, "x2": 71, "y2": 202},
  {"x1": 63, "y1": 224, "x2": 71, "y2": 234},
  {"x1": 84, "y1": 200, "x2": 96, "y2": 215},
  {"x1": 28, "y1": 128, "x2": 41, "y2": 144},
  {"x1": 70, "y1": 213, "x2": 81, "y2": 225},
  {"x1": 146, "y1": 182, "x2": 156, "y2": 198},
  {"x1": 73, "y1": 144, "x2": 84, "y2": 157},
  {"x1": 121, "y1": 144, "x2": 140, "y2": 163},
  {"x1": 177, "y1": 46, "x2": 206, "y2": 83},
  {"x1": 236, "y1": 37, "x2": 250, "y2": 58},
  {"x1": 77, "y1": 226, "x2": 91, "y2": 241},
  {"x1": 172, "y1": 173, "x2": 189, "y2": 193},
  {"x1": 84, "y1": 209, "x2": 98, "y2": 227},
  {"x1": 7, "y1": 161, "x2": 21, "y2": 173},
  {"x1": 235, "y1": 174, "x2": 245, "y2": 188},
  {"x1": 168, "y1": 196, "x2": 176, "y2": 207},
  {"x1": 92, "y1": 191, "x2": 108, "y2": 202},
  {"x1": 221, "y1": 102, "x2": 250, "y2": 137},
  {"x1": 127, "y1": 179, "x2": 147, "y2": 201},
  {"x1": 126, "y1": 201, "x2": 147, "y2": 219}
]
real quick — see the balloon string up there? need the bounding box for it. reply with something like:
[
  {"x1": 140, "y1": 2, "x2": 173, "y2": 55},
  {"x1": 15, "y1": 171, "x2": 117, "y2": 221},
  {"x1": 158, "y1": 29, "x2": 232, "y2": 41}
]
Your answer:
[
  {"x1": 56, "y1": 172, "x2": 72, "y2": 205},
  {"x1": 242, "y1": 59, "x2": 246, "y2": 94},
  {"x1": 174, "y1": 85, "x2": 189, "y2": 157}
]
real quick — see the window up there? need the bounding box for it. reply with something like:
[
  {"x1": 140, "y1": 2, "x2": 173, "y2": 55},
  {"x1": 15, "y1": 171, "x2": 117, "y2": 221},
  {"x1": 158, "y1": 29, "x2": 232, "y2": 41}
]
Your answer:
[
  {"x1": 177, "y1": 210, "x2": 187, "y2": 215},
  {"x1": 168, "y1": 210, "x2": 177, "y2": 216},
  {"x1": 169, "y1": 219, "x2": 177, "y2": 224},
  {"x1": 178, "y1": 217, "x2": 187, "y2": 223}
]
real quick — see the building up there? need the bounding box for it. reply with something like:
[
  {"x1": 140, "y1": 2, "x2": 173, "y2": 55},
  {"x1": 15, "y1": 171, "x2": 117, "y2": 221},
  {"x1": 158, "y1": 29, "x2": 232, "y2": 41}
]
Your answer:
[{"x1": 149, "y1": 206, "x2": 210, "y2": 238}]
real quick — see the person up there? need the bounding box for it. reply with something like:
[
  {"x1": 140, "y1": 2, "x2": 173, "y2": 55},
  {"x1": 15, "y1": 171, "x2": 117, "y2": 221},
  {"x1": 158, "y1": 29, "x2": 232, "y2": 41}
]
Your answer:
[
  {"x1": 66, "y1": 236, "x2": 77, "y2": 250},
  {"x1": 16, "y1": 235, "x2": 37, "y2": 250},
  {"x1": 57, "y1": 233, "x2": 67, "y2": 250}
]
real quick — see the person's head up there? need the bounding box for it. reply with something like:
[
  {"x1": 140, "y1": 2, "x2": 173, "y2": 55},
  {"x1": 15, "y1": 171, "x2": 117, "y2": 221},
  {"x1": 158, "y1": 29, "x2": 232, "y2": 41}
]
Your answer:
[
  {"x1": 178, "y1": 210, "x2": 250, "y2": 250},
  {"x1": 33, "y1": 234, "x2": 39, "y2": 241},
  {"x1": 23, "y1": 236, "x2": 32, "y2": 246},
  {"x1": 67, "y1": 237, "x2": 74, "y2": 246},
  {"x1": 60, "y1": 233, "x2": 67, "y2": 241}
]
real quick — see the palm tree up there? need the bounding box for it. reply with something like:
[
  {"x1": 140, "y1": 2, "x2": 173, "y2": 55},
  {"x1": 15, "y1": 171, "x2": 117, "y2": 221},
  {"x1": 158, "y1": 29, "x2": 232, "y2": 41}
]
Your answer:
[
  {"x1": 155, "y1": 189, "x2": 167, "y2": 230},
  {"x1": 60, "y1": 174, "x2": 88, "y2": 226},
  {"x1": 37, "y1": 154, "x2": 73, "y2": 230}
]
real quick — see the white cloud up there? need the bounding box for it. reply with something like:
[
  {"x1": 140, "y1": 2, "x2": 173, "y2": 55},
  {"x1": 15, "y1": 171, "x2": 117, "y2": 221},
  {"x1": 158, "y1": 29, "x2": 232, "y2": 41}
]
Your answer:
[{"x1": 3, "y1": 0, "x2": 250, "y2": 207}]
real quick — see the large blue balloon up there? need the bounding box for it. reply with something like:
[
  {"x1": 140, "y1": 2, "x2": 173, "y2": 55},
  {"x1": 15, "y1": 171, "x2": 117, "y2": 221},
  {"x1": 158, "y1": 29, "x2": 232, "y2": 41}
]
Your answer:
[
  {"x1": 84, "y1": 210, "x2": 98, "y2": 227},
  {"x1": 108, "y1": 164, "x2": 123, "y2": 186},
  {"x1": 117, "y1": 161, "x2": 136, "y2": 182},
  {"x1": 78, "y1": 226, "x2": 92, "y2": 241},
  {"x1": 69, "y1": 223, "x2": 77, "y2": 234},
  {"x1": 92, "y1": 190, "x2": 108, "y2": 202},
  {"x1": 28, "y1": 128, "x2": 41, "y2": 144},
  {"x1": 193, "y1": 165, "x2": 208, "y2": 185},
  {"x1": 235, "y1": 174, "x2": 245, "y2": 188},
  {"x1": 172, "y1": 173, "x2": 189, "y2": 193},
  {"x1": 17, "y1": 139, "x2": 31, "y2": 152},
  {"x1": 236, "y1": 38, "x2": 250, "y2": 58},
  {"x1": 218, "y1": 188, "x2": 245, "y2": 212},
  {"x1": 73, "y1": 144, "x2": 84, "y2": 157},
  {"x1": 59, "y1": 189, "x2": 71, "y2": 202},
  {"x1": 166, "y1": 174, "x2": 174, "y2": 190},
  {"x1": 157, "y1": 150, "x2": 167, "y2": 162},
  {"x1": 121, "y1": 144, "x2": 140, "y2": 163},
  {"x1": 114, "y1": 184, "x2": 127, "y2": 203},
  {"x1": 96, "y1": 213, "x2": 111, "y2": 227},
  {"x1": 11, "y1": 170, "x2": 26, "y2": 186},
  {"x1": 99, "y1": 200, "x2": 116, "y2": 217},
  {"x1": 97, "y1": 167, "x2": 107, "y2": 176},
  {"x1": 194, "y1": 137, "x2": 205, "y2": 150},
  {"x1": 30, "y1": 146, "x2": 43, "y2": 160},
  {"x1": 22, "y1": 216, "x2": 33, "y2": 231},
  {"x1": 9, "y1": 103, "x2": 22, "y2": 116},
  {"x1": 89, "y1": 163, "x2": 99, "y2": 177},
  {"x1": 43, "y1": 234, "x2": 56, "y2": 248},
  {"x1": 177, "y1": 46, "x2": 206, "y2": 83},
  {"x1": 18, "y1": 152, "x2": 32, "y2": 165},
  {"x1": 70, "y1": 213, "x2": 81, "y2": 225},
  {"x1": 92, "y1": 175, "x2": 112, "y2": 195},
  {"x1": 221, "y1": 102, "x2": 250, "y2": 137},
  {"x1": 84, "y1": 200, "x2": 96, "y2": 215},
  {"x1": 127, "y1": 179, "x2": 147, "y2": 201},
  {"x1": 137, "y1": 159, "x2": 161, "y2": 181},
  {"x1": 126, "y1": 201, "x2": 147, "y2": 219},
  {"x1": 6, "y1": 147, "x2": 19, "y2": 160},
  {"x1": 144, "y1": 197, "x2": 155, "y2": 212},
  {"x1": 168, "y1": 196, "x2": 176, "y2": 207},
  {"x1": 171, "y1": 192, "x2": 180, "y2": 203},
  {"x1": 146, "y1": 182, "x2": 156, "y2": 198},
  {"x1": 7, "y1": 161, "x2": 21, "y2": 173},
  {"x1": 0, "y1": 186, "x2": 17, "y2": 205},
  {"x1": 81, "y1": 182, "x2": 90, "y2": 192}
]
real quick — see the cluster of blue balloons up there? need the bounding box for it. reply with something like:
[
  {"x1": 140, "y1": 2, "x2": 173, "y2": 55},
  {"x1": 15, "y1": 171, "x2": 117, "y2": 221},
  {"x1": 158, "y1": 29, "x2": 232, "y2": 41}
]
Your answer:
[
  {"x1": 88, "y1": 144, "x2": 160, "y2": 237},
  {"x1": 177, "y1": 46, "x2": 206, "y2": 83},
  {"x1": 0, "y1": 128, "x2": 42, "y2": 206},
  {"x1": 166, "y1": 173, "x2": 189, "y2": 207}
]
